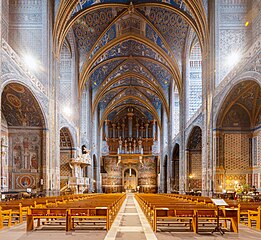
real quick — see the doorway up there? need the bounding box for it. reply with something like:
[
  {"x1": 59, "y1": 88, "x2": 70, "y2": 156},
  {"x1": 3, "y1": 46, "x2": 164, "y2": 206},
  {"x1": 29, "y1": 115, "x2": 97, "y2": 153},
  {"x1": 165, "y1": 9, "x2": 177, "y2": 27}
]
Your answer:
[{"x1": 123, "y1": 168, "x2": 137, "y2": 192}]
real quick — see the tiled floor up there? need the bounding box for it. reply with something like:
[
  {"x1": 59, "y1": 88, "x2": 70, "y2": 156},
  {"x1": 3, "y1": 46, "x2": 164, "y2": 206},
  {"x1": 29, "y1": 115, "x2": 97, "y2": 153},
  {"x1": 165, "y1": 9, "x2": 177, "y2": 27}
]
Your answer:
[
  {"x1": 104, "y1": 193, "x2": 157, "y2": 240},
  {"x1": 1, "y1": 194, "x2": 261, "y2": 240}
]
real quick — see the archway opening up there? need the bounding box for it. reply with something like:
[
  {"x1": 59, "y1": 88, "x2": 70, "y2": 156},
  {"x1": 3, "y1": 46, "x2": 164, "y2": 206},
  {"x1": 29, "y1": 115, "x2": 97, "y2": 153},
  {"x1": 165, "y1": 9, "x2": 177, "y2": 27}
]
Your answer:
[
  {"x1": 1, "y1": 83, "x2": 45, "y2": 194},
  {"x1": 59, "y1": 127, "x2": 73, "y2": 192},
  {"x1": 123, "y1": 168, "x2": 137, "y2": 193},
  {"x1": 171, "y1": 144, "x2": 180, "y2": 192},
  {"x1": 215, "y1": 81, "x2": 261, "y2": 193},
  {"x1": 187, "y1": 126, "x2": 202, "y2": 193},
  {"x1": 163, "y1": 155, "x2": 168, "y2": 193}
]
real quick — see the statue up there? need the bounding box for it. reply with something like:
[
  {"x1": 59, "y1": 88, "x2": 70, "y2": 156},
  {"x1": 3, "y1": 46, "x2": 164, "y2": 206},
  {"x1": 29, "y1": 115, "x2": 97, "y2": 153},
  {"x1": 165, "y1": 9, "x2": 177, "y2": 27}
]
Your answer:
[
  {"x1": 133, "y1": 139, "x2": 136, "y2": 153},
  {"x1": 118, "y1": 137, "x2": 123, "y2": 153},
  {"x1": 124, "y1": 139, "x2": 128, "y2": 153},
  {"x1": 117, "y1": 156, "x2": 121, "y2": 166},
  {"x1": 139, "y1": 156, "x2": 144, "y2": 167},
  {"x1": 129, "y1": 142, "x2": 132, "y2": 153},
  {"x1": 138, "y1": 137, "x2": 142, "y2": 152},
  {"x1": 81, "y1": 145, "x2": 91, "y2": 165},
  {"x1": 76, "y1": 147, "x2": 82, "y2": 158}
]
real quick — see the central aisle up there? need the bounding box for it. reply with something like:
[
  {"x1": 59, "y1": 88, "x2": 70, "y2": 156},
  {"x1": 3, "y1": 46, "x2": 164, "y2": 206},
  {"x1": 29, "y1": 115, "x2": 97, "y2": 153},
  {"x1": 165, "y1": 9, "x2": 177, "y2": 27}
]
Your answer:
[{"x1": 104, "y1": 193, "x2": 157, "y2": 240}]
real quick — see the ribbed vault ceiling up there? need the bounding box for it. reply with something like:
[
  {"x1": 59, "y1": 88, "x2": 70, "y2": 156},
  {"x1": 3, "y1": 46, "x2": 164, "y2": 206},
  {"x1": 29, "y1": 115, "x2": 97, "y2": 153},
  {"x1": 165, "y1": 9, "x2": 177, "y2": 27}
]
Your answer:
[{"x1": 54, "y1": 0, "x2": 208, "y2": 126}]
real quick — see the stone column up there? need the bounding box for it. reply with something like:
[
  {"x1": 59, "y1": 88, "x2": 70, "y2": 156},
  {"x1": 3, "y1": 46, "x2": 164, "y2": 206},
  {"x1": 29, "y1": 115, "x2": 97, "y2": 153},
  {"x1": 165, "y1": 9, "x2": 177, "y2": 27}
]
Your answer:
[
  {"x1": 145, "y1": 123, "x2": 149, "y2": 138},
  {"x1": 140, "y1": 125, "x2": 144, "y2": 138},
  {"x1": 127, "y1": 112, "x2": 134, "y2": 138},
  {"x1": 104, "y1": 120, "x2": 109, "y2": 139},
  {"x1": 185, "y1": 150, "x2": 190, "y2": 192},
  {"x1": 121, "y1": 123, "x2": 125, "y2": 138},
  {"x1": 136, "y1": 123, "x2": 139, "y2": 138},
  {"x1": 201, "y1": 0, "x2": 216, "y2": 196},
  {"x1": 117, "y1": 124, "x2": 121, "y2": 138},
  {"x1": 112, "y1": 124, "x2": 116, "y2": 138},
  {"x1": 152, "y1": 119, "x2": 156, "y2": 140},
  {"x1": 179, "y1": 98, "x2": 186, "y2": 194}
]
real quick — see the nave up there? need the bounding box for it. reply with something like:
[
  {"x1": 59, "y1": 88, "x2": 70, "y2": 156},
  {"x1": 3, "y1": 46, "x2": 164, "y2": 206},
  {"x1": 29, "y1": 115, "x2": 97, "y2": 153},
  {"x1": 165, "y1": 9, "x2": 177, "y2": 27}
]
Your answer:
[{"x1": 1, "y1": 193, "x2": 261, "y2": 240}]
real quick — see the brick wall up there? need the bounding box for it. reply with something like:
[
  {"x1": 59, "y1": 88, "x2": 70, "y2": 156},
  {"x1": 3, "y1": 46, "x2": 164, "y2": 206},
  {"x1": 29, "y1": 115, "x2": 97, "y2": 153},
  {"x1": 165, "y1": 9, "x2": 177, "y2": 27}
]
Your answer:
[
  {"x1": 224, "y1": 133, "x2": 250, "y2": 190},
  {"x1": 224, "y1": 133, "x2": 250, "y2": 170}
]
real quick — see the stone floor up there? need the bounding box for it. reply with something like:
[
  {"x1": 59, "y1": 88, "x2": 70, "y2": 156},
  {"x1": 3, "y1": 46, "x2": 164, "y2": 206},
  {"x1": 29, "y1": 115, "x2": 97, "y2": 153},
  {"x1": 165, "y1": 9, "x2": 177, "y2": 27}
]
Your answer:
[{"x1": 1, "y1": 194, "x2": 261, "y2": 240}]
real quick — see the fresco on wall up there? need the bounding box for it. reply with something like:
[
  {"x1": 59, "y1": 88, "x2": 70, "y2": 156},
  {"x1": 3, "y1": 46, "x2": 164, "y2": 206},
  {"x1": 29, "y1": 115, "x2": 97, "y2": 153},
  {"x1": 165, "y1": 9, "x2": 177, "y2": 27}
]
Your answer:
[
  {"x1": 15, "y1": 174, "x2": 36, "y2": 189},
  {"x1": 1, "y1": 132, "x2": 9, "y2": 191},
  {"x1": 1, "y1": 83, "x2": 45, "y2": 191},
  {"x1": 8, "y1": 131, "x2": 42, "y2": 190},
  {"x1": 1, "y1": 83, "x2": 45, "y2": 127},
  {"x1": 102, "y1": 157, "x2": 122, "y2": 185},
  {"x1": 138, "y1": 157, "x2": 157, "y2": 184},
  {"x1": 102, "y1": 156, "x2": 157, "y2": 193},
  {"x1": 10, "y1": 133, "x2": 41, "y2": 171}
]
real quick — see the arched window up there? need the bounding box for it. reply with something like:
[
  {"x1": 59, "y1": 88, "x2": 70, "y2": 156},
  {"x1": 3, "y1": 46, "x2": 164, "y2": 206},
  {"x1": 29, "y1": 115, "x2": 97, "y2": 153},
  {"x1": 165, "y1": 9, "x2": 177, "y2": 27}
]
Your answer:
[{"x1": 187, "y1": 42, "x2": 202, "y2": 119}]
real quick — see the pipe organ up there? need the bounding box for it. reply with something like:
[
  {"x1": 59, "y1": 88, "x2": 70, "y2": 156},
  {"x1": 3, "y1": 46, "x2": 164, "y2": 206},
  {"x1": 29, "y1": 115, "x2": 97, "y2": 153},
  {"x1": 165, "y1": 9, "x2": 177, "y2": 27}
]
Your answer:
[{"x1": 103, "y1": 113, "x2": 157, "y2": 155}]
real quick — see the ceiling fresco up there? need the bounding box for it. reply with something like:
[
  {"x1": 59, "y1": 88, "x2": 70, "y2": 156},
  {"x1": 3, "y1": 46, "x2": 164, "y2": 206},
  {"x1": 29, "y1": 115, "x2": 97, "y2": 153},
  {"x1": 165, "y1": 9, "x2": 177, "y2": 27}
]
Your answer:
[
  {"x1": 138, "y1": 6, "x2": 189, "y2": 66},
  {"x1": 1, "y1": 83, "x2": 45, "y2": 127},
  {"x1": 92, "y1": 39, "x2": 168, "y2": 68},
  {"x1": 89, "y1": 59, "x2": 124, "y2": 91},
  {"x1": 187, "y1": 126, "x2": 202, "y2": 150},
  {"x1": 217, "y1": 81, "x2": 261, "y2": 128},
  {"x1": 56, "y1": 0, "x2": 207, "y2": 128},
  {"x1": 72, "y1": 0, "x2": 190, "y2": 17}
]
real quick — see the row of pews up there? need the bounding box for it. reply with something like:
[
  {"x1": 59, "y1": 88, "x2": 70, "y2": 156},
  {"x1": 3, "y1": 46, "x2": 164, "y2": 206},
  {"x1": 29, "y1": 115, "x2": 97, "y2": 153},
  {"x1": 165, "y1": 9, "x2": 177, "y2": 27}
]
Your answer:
[
  {"x1": 0, "y1": 193, "x2": 125, "y2": 231},
  {"x1": 135, "y1": 193, "x2": 240, "y2": 233},
  {"x1": 165, "y1": 193, "x2": 261, "y2": 228},
  {"x1": 0, "y1": 193, "x2": 98, "y2": 229}
]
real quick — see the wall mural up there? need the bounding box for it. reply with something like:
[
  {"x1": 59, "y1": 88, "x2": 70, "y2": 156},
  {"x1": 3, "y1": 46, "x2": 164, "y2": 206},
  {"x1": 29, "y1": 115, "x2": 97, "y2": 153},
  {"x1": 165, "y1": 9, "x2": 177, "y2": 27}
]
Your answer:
[
  {"x1": 138, "y1": 157, "x2": 157, "y2": 190},
  {"x1": 1, "y1": 83, "x2": 45, "y2": 191},
  {"x1": 1, "y1": 121, "x2": 9, "y2": 191},
  {"x1": 102, "y1": 156, "x2": 157, "y2": 193},
  {"x1": 1, "y1": 83, "x2": 45, "y2": 127},
  {"x1": 9, "y1": 130, "x2": 42, "y2": 190}
]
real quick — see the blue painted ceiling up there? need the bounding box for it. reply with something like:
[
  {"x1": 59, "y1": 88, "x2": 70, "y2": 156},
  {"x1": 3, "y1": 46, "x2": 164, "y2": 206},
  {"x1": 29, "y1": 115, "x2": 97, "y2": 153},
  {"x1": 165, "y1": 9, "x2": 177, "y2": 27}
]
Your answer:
[{"x1": 66, "y1": 0, "x2": 203, "y2": 124}]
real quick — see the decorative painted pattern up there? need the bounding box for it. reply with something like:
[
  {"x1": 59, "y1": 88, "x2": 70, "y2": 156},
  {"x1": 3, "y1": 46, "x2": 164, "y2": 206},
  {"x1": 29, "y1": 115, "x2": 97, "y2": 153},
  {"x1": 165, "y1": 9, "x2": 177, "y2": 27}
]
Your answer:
[
  {"x1": 1, "y1": 83, "x2": 45, "y2": 127},
  {"x1": 93, "y1": 39, "x2": 167, "y2": 68}
]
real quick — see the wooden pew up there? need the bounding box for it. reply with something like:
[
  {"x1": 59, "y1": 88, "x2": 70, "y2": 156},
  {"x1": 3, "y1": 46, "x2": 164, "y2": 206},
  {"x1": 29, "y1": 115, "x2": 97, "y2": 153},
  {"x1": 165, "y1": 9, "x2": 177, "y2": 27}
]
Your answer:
[
  {"x1": 0, "y1": 206, "x2": 12, "y2": 229},
  {"x1": 27, "y1": 208, "x2": 68, "y2": 231},
  {"x1": 135, "y1": 194, "x2": 238, "y2": 233},
  {"x1": 237, "y1": 203, "x2": 261, "y2": 224},
  {"x1": 0, "y1": 204, "x2": 28, "y2": 224},
  {"x1": 153, "y1": 208, "x2": 197, "y2": 232},
  {"x1": 67, "y1": 207, "x2": 109, "y2": 231},
  {"x1": 26, "y1": 193, "x2": 126, "y2": 232},
  {"x1": 219, "y1": 208, "x2": 238, "y2": 233},
  {"x1": 248, "y1": 207, "x2": 261, "y2": 230}
]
